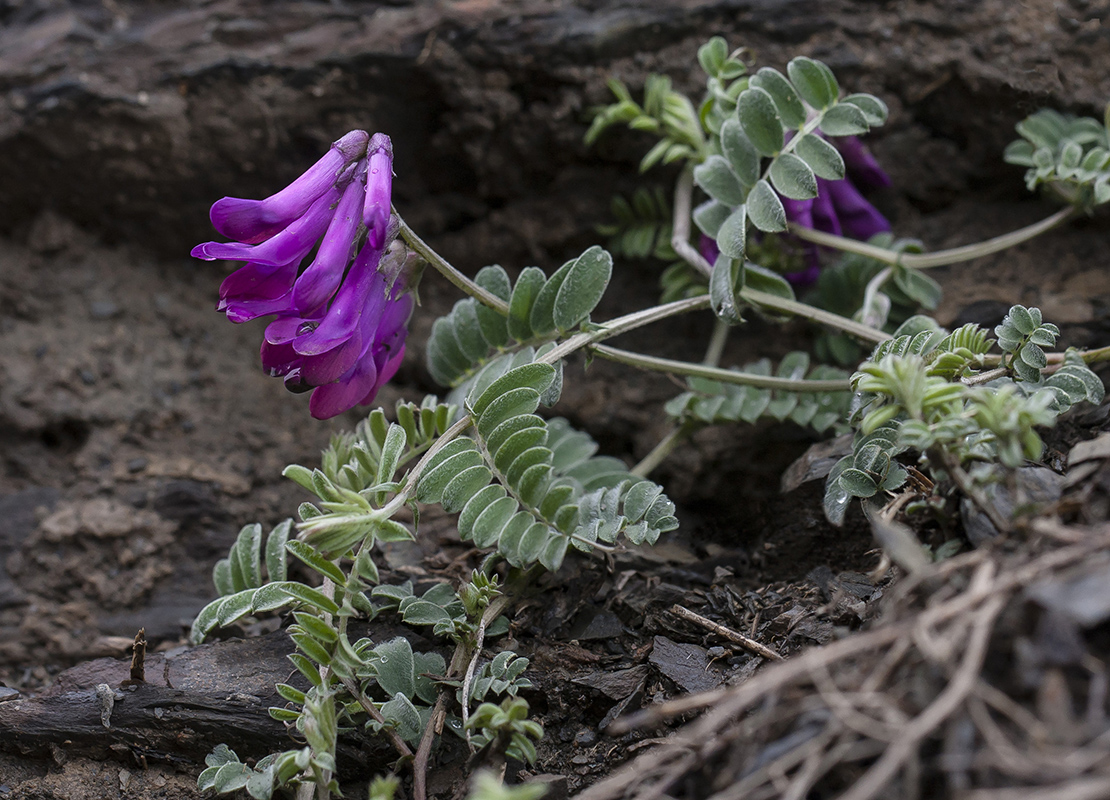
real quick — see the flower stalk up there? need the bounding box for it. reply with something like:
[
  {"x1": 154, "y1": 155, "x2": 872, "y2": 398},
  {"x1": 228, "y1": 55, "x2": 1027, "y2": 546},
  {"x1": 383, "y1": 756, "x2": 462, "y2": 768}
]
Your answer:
[{"x1": 788, "y1": 205, "x2": 1077, "y2": 270}]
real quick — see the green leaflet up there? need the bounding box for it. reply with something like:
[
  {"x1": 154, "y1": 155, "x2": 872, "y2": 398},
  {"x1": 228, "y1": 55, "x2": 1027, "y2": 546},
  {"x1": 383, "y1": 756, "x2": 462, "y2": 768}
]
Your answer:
[
  {"x1": 794, "y1": 134, "x2": 845, "y2": 180},
  {"x1": 736, "y1": 87, "x2": 785, "y2": 156},
  {"x1": 787, "y1": 56, "x2": 838, "y2": 110},
  {"x1": 750, "y1": 67, "x2": 807, "y2": 130},
  {"x1": 413, "y1": 371, "x2": 679, "y2": 571},
  {"x1": 665, "y1": 353, "x2": 852, "y2": 434},
  {"x1": 426, "y1": 249, "x2": 615, "y2": 388},
  {"x1": 1005, "y1": 108, "x2": 1110, "y2": 209}
]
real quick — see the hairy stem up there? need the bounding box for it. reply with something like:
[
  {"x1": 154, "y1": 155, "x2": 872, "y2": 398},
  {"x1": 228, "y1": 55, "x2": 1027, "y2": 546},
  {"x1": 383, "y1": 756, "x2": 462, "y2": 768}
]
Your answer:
[
  {"x1": 539, "y1": 295, "x2": 712, "y2": 363},
  {"x1": 631, "y1": 422, "x2": 694, "y2": 478},
  {"x1": 413, "y1": 577, "x2": 531, "y2": 800},
  {"x1": 380, "y1": 415, "x2": 474, "y2": 519},
  {"x1": 337, "y1": 674, "x2": 414, "y2": 760},
  {"x1": 592, "y1": 344, "x2": 852, "y2": 391},
  {"x1": 703, "y1": 318, "x2": 731, "y2": 367},
  {"x1": 931, "y1": 446, "x2": 1011, "y2": 535},
  {"x1": 395, "y1": 212, "x2": 511, "y2": 315},
  {"x1": 858, "y1": 265, "x2": 893, "y2": 328},
  {"x1": 671, "y1": 168, "x2": 713, "y2": 279},
  {"x1": 460, "y1": 612, "x2": 491, "y2": 750},
  {"x1": 962, "y1": 367, "x2": 1009, "y2": 387},
  {"x1": 788, "y1": 206, "x2": 1076, "y2": 270},
  {"x1": 739, "y1": 287, "x2": 891, "y2": 343}
]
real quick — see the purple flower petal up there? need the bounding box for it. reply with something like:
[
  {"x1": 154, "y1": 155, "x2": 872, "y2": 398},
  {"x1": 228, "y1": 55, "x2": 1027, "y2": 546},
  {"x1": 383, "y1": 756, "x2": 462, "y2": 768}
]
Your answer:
[
  {"x1": 292, "y1": 169, "x2": 366, "y2": 314},
  {"x1": 221, "y1": 292, "x2": 295, "y2": 323},
  {"x1": 698, "y1": 234, "x2": 720, "y2": 265},
  {"x1": 363, "y1": 134, "x2": 393, "y2": 249},
  {"x1": 219, "y1": 261, "x2": 291, "y2": 301},
  {"x1": 783, "y1": 264, "x2": 821, "y2": 286},
  {"x1": 833, "y1": 136, "x2": 892, "y2": 190},
  {"x1": 265, "y1": 311, "x2": 322, "y2": 345},
  {"x1": 298, "y1": 333, "x2": 366, "y2": 386},
  {"x1": 260, "y1": 340, "x2": 301, "y2": 377},
  {"x1": 364, "y1": 346, "x2": 406, "y2": 404},
  {"x1": 810, "y1": 180, "x2": 844, "y2": 237},
  {"x1": 306, "y1": 289, "x2": 412, "y2": 419},
  {"x1": 308, "y1": 354, "x2": 381, "y2": 420},
  {"x1": 824, "y1": 179, "x2": 891, "y2": 241},
  {"x1": 292, "y1": 241, "x2": 386, "y2": 356},
  {"x1": 217, "y1": 261, "x2": 298, "y2": 322},
  {"x1": 209, "y1": 130, "x2": 370, "y2": 244},
  {"x1": 780, "y1": 196, "x2": 815, "y2": 230},
  {"x1": 192, "y1": 187, "x2": 340, "y2": 267}
]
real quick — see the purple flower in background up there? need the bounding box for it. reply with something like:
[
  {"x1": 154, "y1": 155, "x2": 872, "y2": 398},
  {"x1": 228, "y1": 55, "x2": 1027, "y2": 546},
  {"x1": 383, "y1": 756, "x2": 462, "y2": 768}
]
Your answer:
[
  {"x1": 781, "y1": 135, "x2": 892, "y2": 285},
  {"x1": 192, "y1": 131, "x2": 414, "y2": 419}
]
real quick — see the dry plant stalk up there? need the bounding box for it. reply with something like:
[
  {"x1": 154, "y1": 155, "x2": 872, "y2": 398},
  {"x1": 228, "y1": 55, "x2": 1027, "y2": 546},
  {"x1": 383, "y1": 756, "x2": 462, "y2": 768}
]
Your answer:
[{"x1": 580, "y1": 522, "x2": 1110, "y2": 800}]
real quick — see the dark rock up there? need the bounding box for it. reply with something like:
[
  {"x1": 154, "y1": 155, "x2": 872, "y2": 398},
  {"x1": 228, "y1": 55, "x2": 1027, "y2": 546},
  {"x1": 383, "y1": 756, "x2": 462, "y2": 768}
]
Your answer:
[
  {"x1": 0, "y1": 487, "x2": 60, "y2": 548},
  {"x1": 151, "y1": 480, "x2": 222, "y2": 524},
  {"x1": 568, "y1": 608, "x2": 625, "y2": 641},
  {"x1": 961, "y1": 466, "x2": 1066, "y2": 546},
  {"x1": 572, "y1": 665, "x2": 648, "y2": 701},
  {"x1": 649, "y1": 635, "x2": 725, "y2": 694},
  {"x1": 88, "y1": 300, "x2": 120, "y2": 319},
  {"x1": 574, "y1": 728, "x2": 598, "y2": 747}
]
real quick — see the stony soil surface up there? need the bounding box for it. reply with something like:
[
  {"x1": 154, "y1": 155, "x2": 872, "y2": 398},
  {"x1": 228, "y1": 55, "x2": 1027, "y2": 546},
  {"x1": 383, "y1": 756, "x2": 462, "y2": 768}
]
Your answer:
[{"x1": 0, "y1": 0, "x2": 1107, "y2": 797}]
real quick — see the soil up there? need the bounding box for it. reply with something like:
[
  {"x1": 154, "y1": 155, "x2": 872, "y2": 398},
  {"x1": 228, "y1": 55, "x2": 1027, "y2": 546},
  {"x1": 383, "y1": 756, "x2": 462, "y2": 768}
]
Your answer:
[{"x1": 1, "y1": 1, "x2": 1109, "y2": 798}]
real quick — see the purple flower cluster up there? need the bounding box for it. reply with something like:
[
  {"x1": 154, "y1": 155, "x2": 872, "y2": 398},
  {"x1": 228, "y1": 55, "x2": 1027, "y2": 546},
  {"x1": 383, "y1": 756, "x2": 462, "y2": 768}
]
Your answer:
[
  {"x1": 192, "y1": 131, "x2": 413, "y2": 419},
  {"x1": 781, "y1": 136, "x2": 891, "y2": 284}
]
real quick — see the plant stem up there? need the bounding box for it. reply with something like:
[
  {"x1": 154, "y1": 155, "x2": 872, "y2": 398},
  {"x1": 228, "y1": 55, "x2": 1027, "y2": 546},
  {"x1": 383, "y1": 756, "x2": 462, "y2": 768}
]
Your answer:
[
  {"x1": 760, "y1": 114, "x2": 826, "y2": 182},
  {"x1": 671, "y1": 168, "x2": 713, "y2": 279},
  {"x1": 931, "y1": 446, "x2": 1011, "y2": 535},
  {"x1": 1076, "y1": 345, "x2": 1110, "y2": 364},
  {"x1": 592, "y1": 344, "x2": 853, "y2": 391},
  {"x1": 395, "y1": 211, "x2": 511, "y2": 315},
  {"x1": 460, "y1": 611, "x2": 491, "y2": 750},
  {"x1": 739, "y1": 287, "x2": 891, "y2": 343},
  {"x1": 788, "y1": 206, "x2": 1077, "y2": 270},
  {"x1": 631, "y1": 422, "x2": 693, "y2": 478},
  {"x1": 962, "y1": 367, "x2": 1009, "y2": 387},
  {"x1": 539, "y1": 295, "x2": 712, "y2": 363},
  {"x1": 381, "y1": 415, "x2": 474, "y2": 518},
  {"x1": 413, "y1": 574, "x2": 532, "y2": 800},
  {"x1": 539, "y1": 289, "x2": 887, "y2": 370},
  {"x1": 337, "y1": 674, "x2": 414, "y2": 760},
  {"x1": 703, "y1": 318, "x2": 731, "y2": 367},
  {"x1": 631, "y1": 317, "x2": 732, "y2": 478},
  {"x1": 858, "y1": 265, "x2": 893, "y2": 328}
]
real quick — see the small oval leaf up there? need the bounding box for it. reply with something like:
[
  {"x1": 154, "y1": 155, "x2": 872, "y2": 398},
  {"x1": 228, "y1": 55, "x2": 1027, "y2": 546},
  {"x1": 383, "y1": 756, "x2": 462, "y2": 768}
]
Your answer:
[{"x1": 736, "y1": 87, "x2": 785, "y2": 156}]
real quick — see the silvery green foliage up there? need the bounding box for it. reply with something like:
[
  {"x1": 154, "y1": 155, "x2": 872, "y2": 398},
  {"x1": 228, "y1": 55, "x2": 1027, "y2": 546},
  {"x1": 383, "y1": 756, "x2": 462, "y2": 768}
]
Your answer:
[
  {"x1": 198, "y1": 691, "x2": 340, "y2": 800},
  {"x1": 692, "y1": 48, "x2": 888, "y2": 324},
  {"x1": 824, "y1": 306, "x2": 1105, "y2": 524},
  {"x1": 199, "y1": 571, "x2": 527, "y2": 799},
  {"x1": 808, "y1": 235, "x2": 935, "y2": 365},
  {"x1": 419, "y1": 363, "x2": 679, "y2": 571},
  {"x1": 1004, "y1": 108, "x2": 1110, "y2": 208},
  {"x1": 824, "y1": 425, "x2": 909, "y2": 525},
  {"x1": 191, "y1": 520, "x2": 349, "y2": 645},
  {"x1": 994, "y1": 304, "x2": 1060, "y2": 383},
  {"x1": 285, "y1": 397, "x2": 460, "y2": 557},
  {"x1": 597, "y1": 187, "x2": 677, "y2": 261},
  {"x1": 664, "y1": 351, "x2": 851, "y2": 434},
  {"x1": 464, "y1": 651, "x2": 533, "y2": 705},
  {"x1": 465, "y1": 697, "x2": 544, "y2": 765},
  {"x1": 427, "y1": 247, "x2": 613, "y2": 387},
  {"x1": 696, "y1": 37, "x2": 755, "y2": 137},
  {"x1": 585, "y1": 75, "x2": 708, "y2": 172},
  {"x1": 371, "y1": 576, "x2": 511, "y2": 642}
]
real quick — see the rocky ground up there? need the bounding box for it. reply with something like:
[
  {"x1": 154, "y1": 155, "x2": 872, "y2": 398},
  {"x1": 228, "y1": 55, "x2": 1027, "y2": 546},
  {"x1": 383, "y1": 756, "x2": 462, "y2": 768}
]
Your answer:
[{"x1": 0, "y1": 0, "x2": 1108, "y2": 797}]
